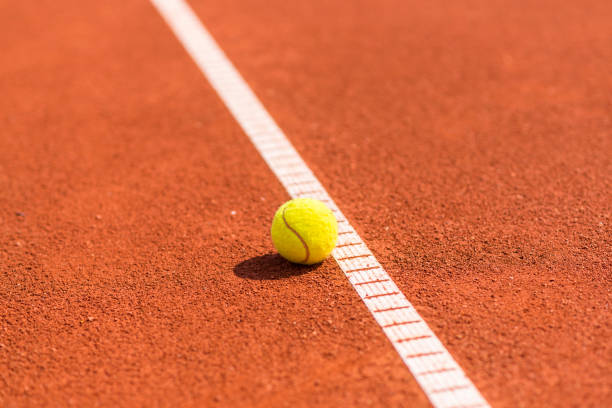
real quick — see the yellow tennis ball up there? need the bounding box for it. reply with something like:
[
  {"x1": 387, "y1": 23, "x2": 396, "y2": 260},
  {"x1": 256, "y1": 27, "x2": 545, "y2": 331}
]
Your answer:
[{"x1": 271, "y1": 198, "x2": 338, "y2": 265}]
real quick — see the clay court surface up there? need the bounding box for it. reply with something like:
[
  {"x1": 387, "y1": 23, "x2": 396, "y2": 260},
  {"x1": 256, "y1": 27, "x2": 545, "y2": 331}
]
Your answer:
[{"x1": 1, "y1": 0, "x2": 611, "y2": 407}]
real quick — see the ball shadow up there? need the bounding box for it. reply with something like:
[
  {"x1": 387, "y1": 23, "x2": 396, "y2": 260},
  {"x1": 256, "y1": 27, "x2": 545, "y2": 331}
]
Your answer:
[{"x1": 233, "y1": 253, "x2": 319, "y2": 280}]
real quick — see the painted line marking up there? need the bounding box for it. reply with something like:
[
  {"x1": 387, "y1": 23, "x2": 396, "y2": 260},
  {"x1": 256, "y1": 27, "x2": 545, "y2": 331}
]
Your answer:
[
  {"x1": 336, "y1": 242, "x2": 361, "y2": 248},
  {"x1": 336, "y1": 254, "x2": 373, "y2": 261},
  {"x1": 280, "y1": 171, "x2": 310, "y2": 178},
  {"x1": 417, "y1": 367, "x2": 459, "y2": 376},
  {"x1": 286, "y1": 180, "x2": 318, "y2": 187},
  {"x1": 344, "y1": 266, "x2": 381, "y2": 274},
  {"x1": 354, "y1": 278, "x2": 391, "y2": 286},
  {"x1": 431, "y1": 385, "x2": 473, "y2": 394},
  {"x1": 396, "y1": 335, "x2": 432, "y2": 343},
  {"x1": 364, "y1": 291, "x2": 401, "y2": 300},
  {"x1": 384, "y1": 320, "x2": 422, "y2": 328},
  {"x1": 295, "y1": 189, "x2": 324, "y2": 196},
  {"x1": 405, "y1": 351, "x2": 445, "y2": 358},
  {"x1": 150, "y1": 1, "x2": 490, "y2": 407},
  {"x1": 373, "y1": 305, "x2": 412, "y2": 313}
]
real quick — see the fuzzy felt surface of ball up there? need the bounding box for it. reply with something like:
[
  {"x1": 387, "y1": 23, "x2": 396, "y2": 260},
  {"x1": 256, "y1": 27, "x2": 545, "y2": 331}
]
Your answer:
[{"x1": 270, "y1": 198, "x2": 338, "y2": 265}]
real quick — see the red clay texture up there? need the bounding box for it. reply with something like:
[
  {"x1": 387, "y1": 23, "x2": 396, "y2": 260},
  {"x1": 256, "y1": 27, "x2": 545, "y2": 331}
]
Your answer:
[{"x1": 1, "y1": 0, "x2": 611, "y2": 407}]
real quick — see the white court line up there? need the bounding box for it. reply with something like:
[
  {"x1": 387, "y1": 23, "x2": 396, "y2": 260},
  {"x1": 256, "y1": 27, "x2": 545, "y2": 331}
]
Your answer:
[{"x1": 150, "y1": 1, "x2": 490, "y2": 407}]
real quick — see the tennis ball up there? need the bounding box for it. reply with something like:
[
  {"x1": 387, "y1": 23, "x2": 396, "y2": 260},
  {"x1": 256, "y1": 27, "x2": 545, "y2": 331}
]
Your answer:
[{"x1": 271, "y1": 198, "x2": 338, "y2": 265}]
